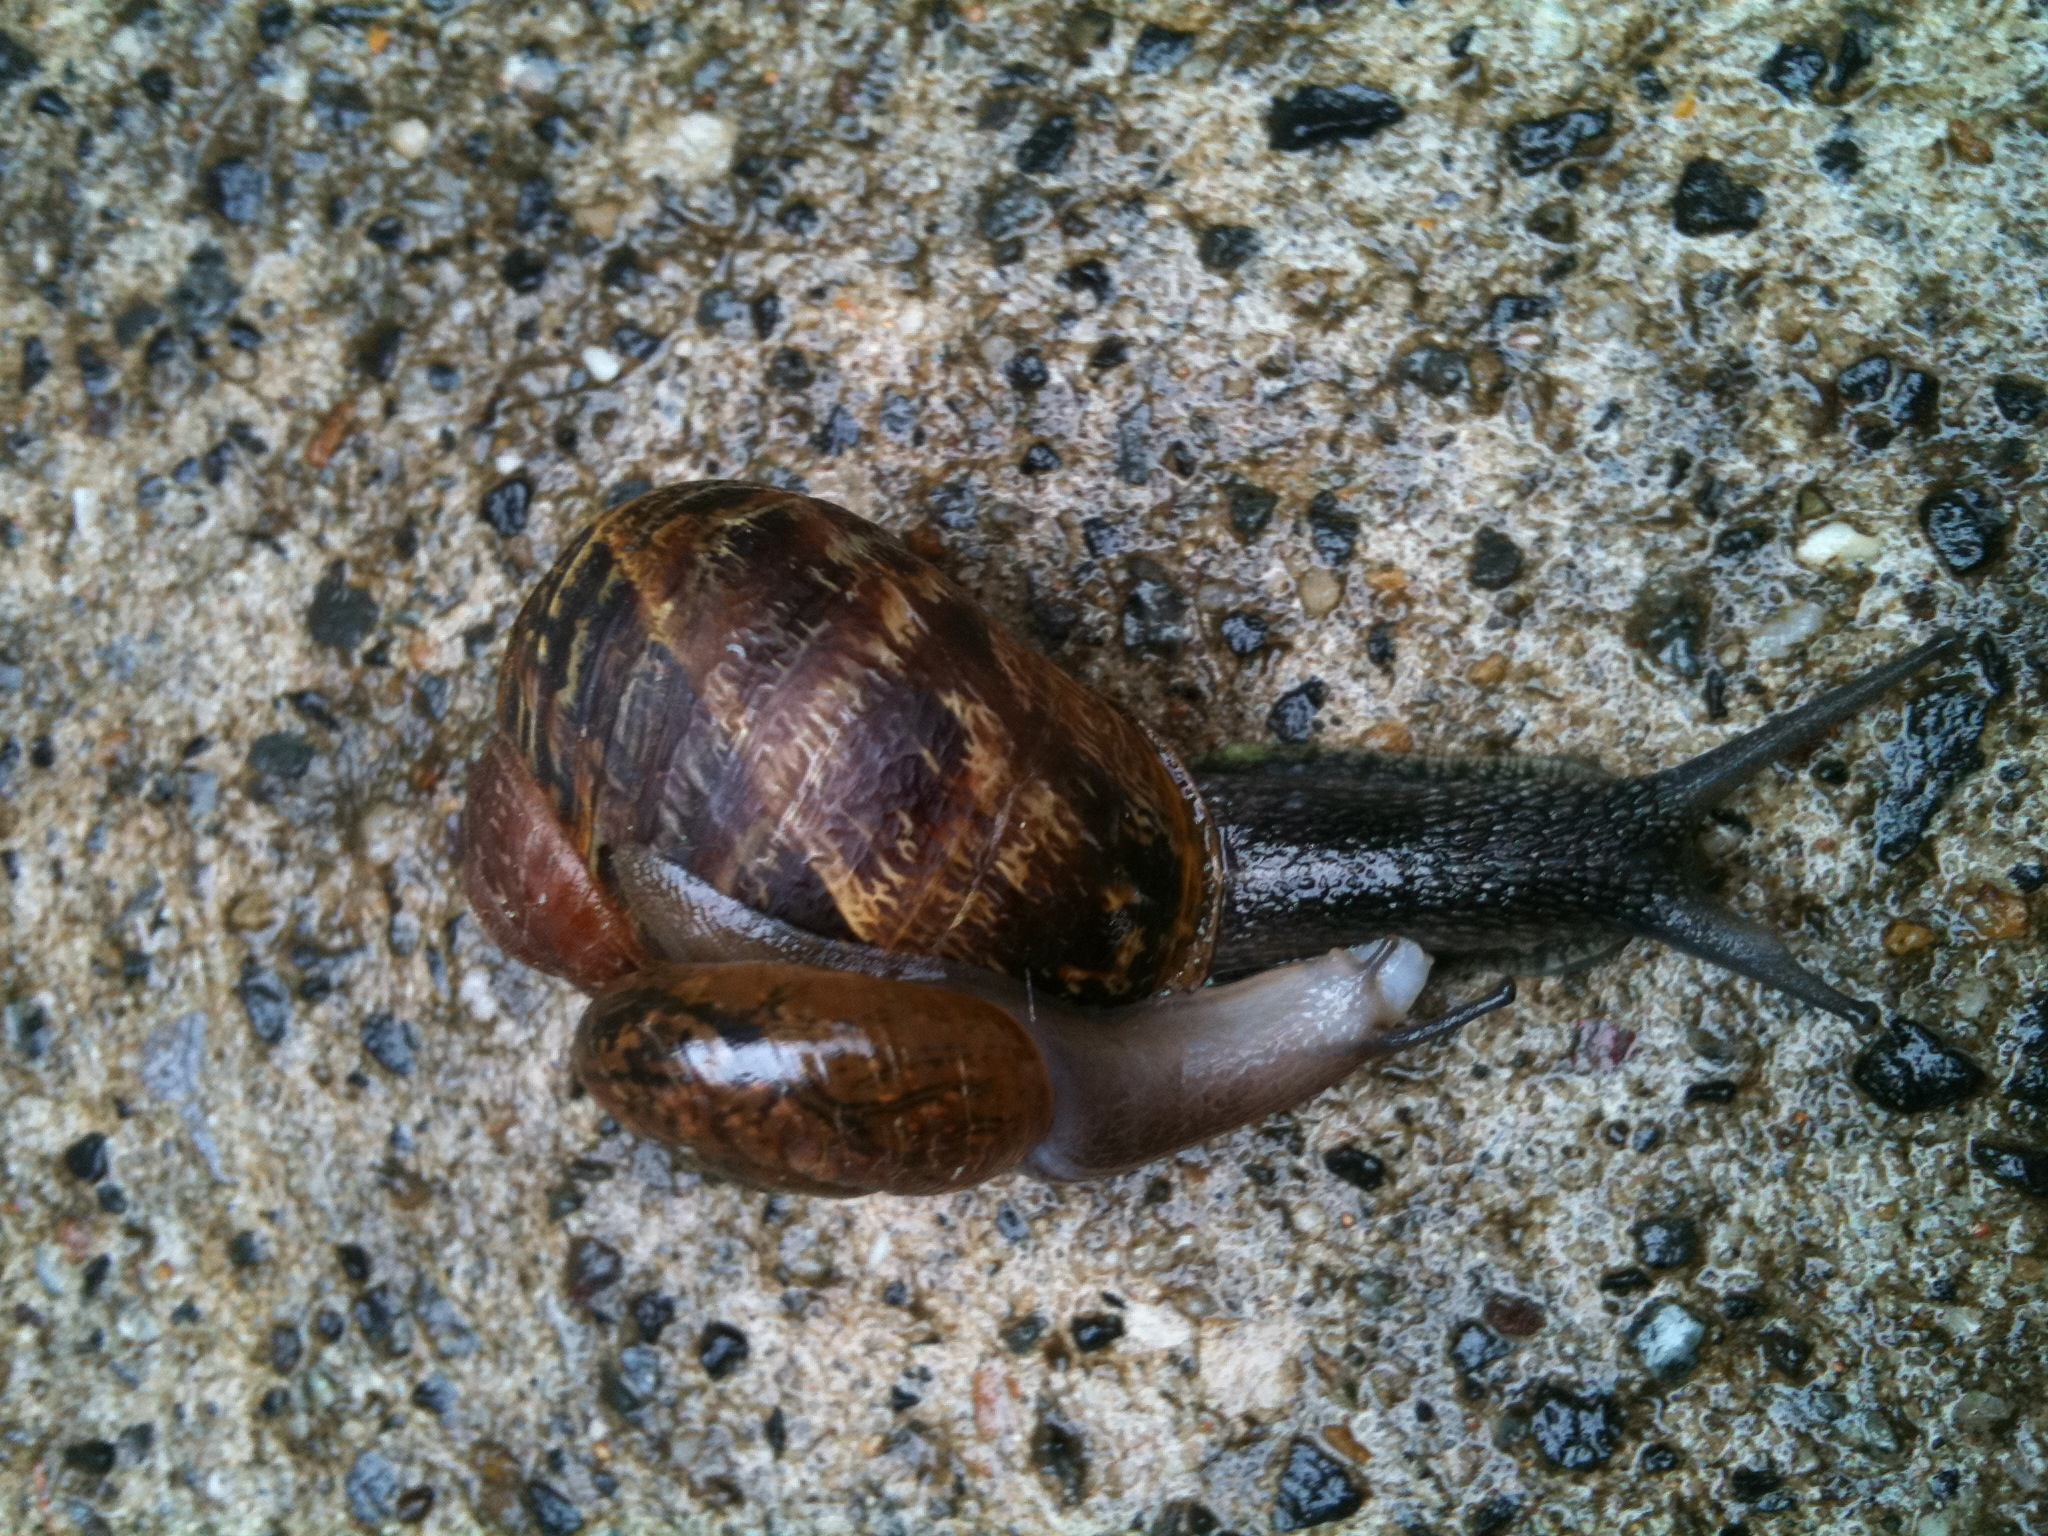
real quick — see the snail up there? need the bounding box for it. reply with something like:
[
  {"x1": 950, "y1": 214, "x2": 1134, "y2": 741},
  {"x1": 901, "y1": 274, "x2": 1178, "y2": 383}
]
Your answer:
[{"x1": 462, "y1": 481, "x2": 1958, "y2": 1197}]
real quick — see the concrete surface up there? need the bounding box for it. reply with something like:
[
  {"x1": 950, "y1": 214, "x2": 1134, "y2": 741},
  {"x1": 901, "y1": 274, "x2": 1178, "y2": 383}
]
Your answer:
[{"x1": 2, "y1": 2, "x2": 2044, "y2": 1533}]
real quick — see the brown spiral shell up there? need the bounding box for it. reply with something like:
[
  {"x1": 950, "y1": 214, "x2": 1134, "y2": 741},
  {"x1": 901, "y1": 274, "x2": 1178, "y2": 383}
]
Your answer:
[{"x1": 467, "y1": 482, "x2": 1220, "y2": 1005}]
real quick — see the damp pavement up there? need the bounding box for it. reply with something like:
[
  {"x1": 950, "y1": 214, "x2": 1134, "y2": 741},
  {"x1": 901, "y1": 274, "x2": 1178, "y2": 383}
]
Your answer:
[{"x1": 1, "y1": 4, "x2": 2044, "y2": 1533}]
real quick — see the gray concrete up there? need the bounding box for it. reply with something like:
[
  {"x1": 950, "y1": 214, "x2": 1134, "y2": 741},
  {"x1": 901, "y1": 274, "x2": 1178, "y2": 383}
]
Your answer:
[{"x1": 2, "y1": 2, "x2": 2043, "y2": 1533}]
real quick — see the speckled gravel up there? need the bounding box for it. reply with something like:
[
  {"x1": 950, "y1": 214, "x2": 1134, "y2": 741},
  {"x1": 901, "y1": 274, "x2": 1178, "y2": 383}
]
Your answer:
[{"x1": 2, "y1": 4, "x2": 2044, "y2": 1533}]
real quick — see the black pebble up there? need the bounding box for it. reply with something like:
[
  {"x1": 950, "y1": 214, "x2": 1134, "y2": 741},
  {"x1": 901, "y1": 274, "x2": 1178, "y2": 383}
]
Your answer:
[
  {"x1": 1640, "y1": 1444, "x2": 1681, "y2": 1473},
  {"x1": 1684, "y1": 1079, "x2": 1738, "y2": 1104},
  {"x1": 480, "y1": 476, "x2": 533, "y2": 539},
  {"x1": 1917, "y1": 485, "x2": 2005, "y2": 575},
  {"x1": 1004, "y1": 349, "x2": 1049, "y2": 391},
  {"x1": 631, "y1": 1291, "x2": 676, "y2": 1343},
  {"x1": 1634, "y1": 65, "x2": 1671, "y2": 104},
  {"x1": 1070, "y1": 1312, "x2": 1124, "y2": 1353},
  {"x1": 1721, "y1": 1292, "x2": 1765, "y2": 1320},
  {"x1": 1816, "y1": 138, "x2": 1864, "y2": 182},
  {"x1": 1031, "y1": 1413, "x2": 1087, "y2": 1503},
  {"x1": 812, "y1": 405, "x2": 860, "y2": 457},
  {"x1": 228, "y1": 1230, "x2": 269, "y2": 1268},
  {"x1": 1447, "y1": 1320, "x2": 1510, "y2": 1373},
  {"x1": 994, "y1": 1202, "x2": 1030, "y2": 1242},
  {"x1": 1873, "y1": 685, "x2": 1987, "y2": 865},
  {"x1": 1889, "y1": 369, "x2": 1941, "y2": 433},
  {"x1": 361, "y1": 1012, "x2": 417, "y2": 1076},
  {"x1": 356, "y1": 321, "x2": 403, "y2": 382},
  {"x1": 82, "y1": 1254, "x2": 111, "y2": 1298},
  {"x1": 336, "y1": 1243, "x2": 373, "y2": 1284},
  {"x1": 1197, "y1": 224, "x2": 1261, "y2": 273},
  {"x1": 315, "y1": 1307, "x2": 345, "y2": 1341},
  {"x1": 1268, "y1": 680, "x2": 1327, "y2": 744},
  {"x1": 695, "y1": 286, "x2": 744, "y2": 331},
  {"x1": 500, "y1": 248, "x2": 548, "y2": 293},
  {"x1": 237, "y1": 960, "x2": 291, "y2": 1044},
  {"x1": 77, "y1": 345, "x2": 114, "y2": 397},
  {"x1": 565, "y1": 1237, "x2": 622, "y2": 1303},
  {"x1": 1598, "y1": 1267, "x2": 1652, "y2": 1296},
  {"x1": 21, "y1": 336, "x2": 51, "y2": 392},
  {"x1": 1227, "y1": 481, "x2": 1277, "y2": 539},
  {"x1": 64, "y1": 1131, "x2": 109, "y2": 1183},
  {"x1": 98, "y1": 1185, "x2": 127, "y2": 1214},
  {"x1": 888, "y1": 1383, "x2": 920, "y2": 1411},
  {"x1": 1001, "y1": 1312, "x2": 1046, "y2": 1353},
  {"x1": 205, "y1": 156, "x2": 267, "y2": 224},
  {"x1": 1992, "y1": 376, "x2": 2046, "y2": 426},
  {"x1": 1970, "y1": 1139, "x2": 2048, "y2": 1197},
  {"x1": 1267, "y1": 84, "x2": 1404, "y2": 153},
  {"x1": 1273, "y1": 1436, "x2": 1362, "y2": 1532},
  {"x1": 2011, "y1": 864, "x2": 2046, "y2": 895},
  {"x1": 1016, "y1": 114, "x2": 1076, "y2": 175},
  {"x1": 413, "y1": 1373, "x2": 458, "y2": 1415},
  {"x1": 1089, "y1": 337, "x2": 1130, "y2": 370},
  {"x1": 1832, "y1": 29, "x2": 1874, "y2": 91},
  {"x1": 1060, "y1": 259, "x2": 1112, "y2": 304},
  {"x1": 269, "y1": 1322, "x2": 303, "y2": 1373},
  {"x1": 776, "y1": 200, "x2": 821, "y2": 238},
  {"x1": 245, "y1": 734, "x2": 312, "y2": 782},
  {"x1": 1529, "y1": 1385, "x2": 1624, "y2": 1469},
  {"x1": 1468, "y1": 527, "x2": 1523, "y2": 589},
  {"x1": 1759, "y1": 1327, "x2": 1813, "y2": 1377},
  {"x1": 1503, "y1": 108, "x2": 1611, "y2": 176},
  {"x1": 1122, "y1": 558, "x2": 1189, "y2": 657},
  {"x1": 524, "y1": 1482, "x2": 583, "y2": 1536},
  {"x1": 1397, "y1": 344, "x2": 1467, "y2": 398},
  {"x1": 364, "y1": 214, "x2": 405, "y2": 250},
  {"x1": 1305, "y1": 490, "x2": 1358, "y2": 564},
  {"x1": 699, "y1": 1320, "x2": 750, "y2": 1378},
  {"x1": 1366, "y1": 621, "x2": 1396, "y2": 669},
  {"x1": 1130, "y1": 25, "x2": 1194, "y2": 75},
  {"x1": 1219, "y1": 612, "x2": 1269, "y2": 657},
  {"x1": 1322, "y1": 1145, "x2": 1385, "y2": 1191},
  {"x1": 1851, "y1": 1021, "x2": 1983, "y2": 1112},
  {"x1": 114, "y1": 301, "x2": 165, "y2": 349},
  {"x1": 1020, "y1": 442, "x2": 1061, "y2": 474},
  {"x1": 1760, "y1": 42, "x2": 1828, "y2": 99},
  {"x1": 1712, "y1": 521, "x2": 1773, "y2": 558},
  {"x1": 257, "y1": 1385, "x2": 291, "y2": 1418},
  {"x1": 307, "y1": 561, "x2": 379, "y2": 657},
  {"x1": 1486, "y1": 293, "x2": 1551, "y2": 328},
  {"x1": 65, "y1": 1440, "x2": 117, "y2": 1477},
  {"x1": 1837, "y1": 354, "x2": 1892, "y2": 404},
  {"x1": 768, "y1": 347, "x2": 814, "y2": 391},
  {"x1": 1673, "y1": 158, "x2": 1765, "y2": 236},
  {"x1": 1467, "y1": 1493, "x2": 1520, "y2": 1536},
  {"x1": 749, "y1": 292, "x2": 782, "y2": 338},
  {"x1": 1632, "y1": 1216, "x2": 1699, "y2": 1269},
  {"x1": 764, "y1": 1406, "x2": 787, "y2": 1456}
]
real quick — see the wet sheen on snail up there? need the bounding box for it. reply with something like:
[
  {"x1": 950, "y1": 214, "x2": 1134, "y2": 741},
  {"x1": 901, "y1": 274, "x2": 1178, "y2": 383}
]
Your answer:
[{"x1": 462, "y1": 482, "x2": 1958, "y2": 1196}]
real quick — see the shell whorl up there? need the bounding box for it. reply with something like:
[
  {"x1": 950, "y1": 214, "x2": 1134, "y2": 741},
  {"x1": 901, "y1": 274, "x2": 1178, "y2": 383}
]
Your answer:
[{"x1": 493, "y1": 482, "x2": 1219, "y2": 1005}]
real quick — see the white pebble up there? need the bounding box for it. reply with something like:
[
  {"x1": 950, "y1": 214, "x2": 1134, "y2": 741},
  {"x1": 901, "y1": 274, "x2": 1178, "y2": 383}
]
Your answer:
[
  {"x1": 501, "y1": 48, "x2": 562, "y2": 94},
  {"x1": 580, "y1": 346, "x2": 621, "y2": 383},
  {"x1": 388, "y1": 119, "x2": 432, "y2": 159},
  {"x1": 622, "y1": 112, "x2": 737, "y2": 186},
  {"x1": 494, "y1": 452, "x2": 523, "y2": 475},
  {"x1": 1750, "y1": 601, "x2": 1826, "y2": 659},
  {"x1": 1796, "y1": 521, "x2": 1882, "y2": 569}
]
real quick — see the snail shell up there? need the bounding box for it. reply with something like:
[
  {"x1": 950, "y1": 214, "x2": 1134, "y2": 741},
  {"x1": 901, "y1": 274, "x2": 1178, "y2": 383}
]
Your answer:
[{"x1": 468, "y1": 482, "x2": 1217, "y2": 1007}]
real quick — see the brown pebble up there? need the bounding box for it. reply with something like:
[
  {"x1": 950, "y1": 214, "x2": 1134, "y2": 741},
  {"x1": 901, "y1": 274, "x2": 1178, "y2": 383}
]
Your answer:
[
  {"x1": 1322, "y1": 1423, "x2": 1369, "y2": 1463},
  {"x1": 1482, "y1": 1292, "x2": 1547, "y2": 1338},
  {"x1": 1469, "y1": 653, "x2": 1510, "y2": 687},
  {"x1": 1959, "y1": 885, "x2": 2029, "y2": 941},
  {"x1": 1297, "y1": 568, "x2": 1342, "y2": 619},
  {"x1": 1358, "y1": 720, "x2": 1413, "y2": 753},
  {"x1": 305, "y1": 398, "x2": 359, "y2": 468},
  {"x1": 1947, "y1": 119, "x2": 1994, "y2": 166},
  {"x1": 1882, "y1": 918, "x2": 1939, "y2": 957},
  {"x1": 225, "y1": 890, "x2": 279, "y2": 931}
]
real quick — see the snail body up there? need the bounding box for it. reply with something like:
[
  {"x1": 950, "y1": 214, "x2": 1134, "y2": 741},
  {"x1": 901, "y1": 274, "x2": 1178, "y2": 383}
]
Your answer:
[{"x1": 464, "y1": 482, "x2": 1956, "y2": 1196}]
